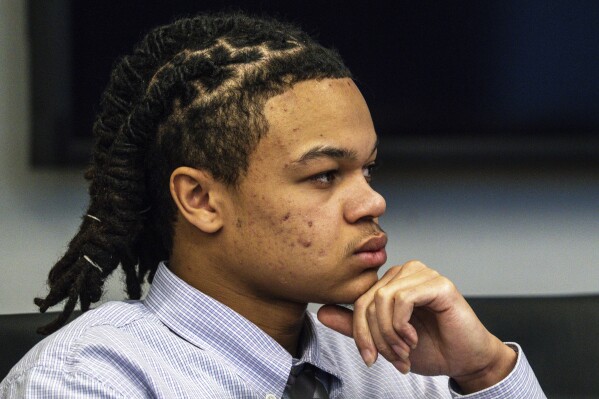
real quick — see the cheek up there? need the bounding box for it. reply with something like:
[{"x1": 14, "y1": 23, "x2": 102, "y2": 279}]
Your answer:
[
  {"x1": 268, "y1": 213, "x2": 337, "y2": 286},
  {"x1": 277, "y1": 210, "x2": 339, "y2": 263},
  {"x1": 235, "y1": 196, "x2": 341, "y2": 268}
]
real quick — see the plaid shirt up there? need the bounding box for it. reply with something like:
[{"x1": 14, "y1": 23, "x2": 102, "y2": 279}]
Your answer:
[{"x1": 1, "y1": 263, "x2": 545, "y2": 398}]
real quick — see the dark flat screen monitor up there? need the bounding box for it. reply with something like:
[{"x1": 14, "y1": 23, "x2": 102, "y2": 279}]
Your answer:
[{"x1": 29, "y1": 0, "x2": 599, "y2": 167}]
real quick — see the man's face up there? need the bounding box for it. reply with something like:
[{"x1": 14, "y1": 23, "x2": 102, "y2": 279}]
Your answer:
[{"x1": 220, "y1": 78, "x2": 387, "y2": 305}]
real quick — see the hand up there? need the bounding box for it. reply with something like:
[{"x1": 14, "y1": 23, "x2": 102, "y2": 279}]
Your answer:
[{"x1": 317, "y1": 260, "x2": 517, "y2": 393}]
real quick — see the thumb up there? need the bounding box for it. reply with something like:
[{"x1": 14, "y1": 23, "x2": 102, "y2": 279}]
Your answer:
[{"x1": 317, "y1": 304, "x2": 354, "y2": 337}]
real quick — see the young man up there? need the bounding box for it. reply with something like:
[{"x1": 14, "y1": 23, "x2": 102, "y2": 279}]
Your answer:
[{"x1": 1, "y1": 13, "x2": 545, "y2": 398}]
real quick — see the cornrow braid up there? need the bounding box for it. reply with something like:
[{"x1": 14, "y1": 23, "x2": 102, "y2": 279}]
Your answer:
[{"x1": 35, "y1": 12, "x2": 351, "y2": 334}]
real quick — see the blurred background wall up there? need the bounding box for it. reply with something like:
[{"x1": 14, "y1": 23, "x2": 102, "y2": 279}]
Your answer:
[{"x1": 1, "y1": 0, "x2": 598, "y2": 314}]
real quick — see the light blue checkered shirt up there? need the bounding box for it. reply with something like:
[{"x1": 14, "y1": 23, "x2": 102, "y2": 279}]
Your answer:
[{"x1": 1, "y1": 263, "x2": 545, "y2": 398}]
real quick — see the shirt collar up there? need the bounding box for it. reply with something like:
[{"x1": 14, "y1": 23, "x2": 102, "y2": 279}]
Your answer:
[
  {"x1": 297, "y1": 312, "x2": 340, "y2": 379},
  {"x1": 295, "y1": 312, "x2": 343, "y2": 392},
  {"x1": 144, "y1": 262, "x2": 340, "y2": 398}
]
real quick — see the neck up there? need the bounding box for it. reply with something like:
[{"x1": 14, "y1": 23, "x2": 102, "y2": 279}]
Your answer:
[{"x1": 169, "y1": 251, "x2": 307, "y2": 357}]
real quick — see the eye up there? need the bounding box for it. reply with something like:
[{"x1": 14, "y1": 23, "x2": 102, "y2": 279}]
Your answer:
[
  {"x1": 363, "y1": 162, "x2": 378, "y2": 182},
  {"x1": 310, "y1": 170, "x2": 338, "y2": 186}
]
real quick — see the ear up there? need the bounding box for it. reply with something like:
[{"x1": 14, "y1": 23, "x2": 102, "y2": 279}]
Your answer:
[{"x1": 170, "y1": 167, "x2": 224, "y2": 234}]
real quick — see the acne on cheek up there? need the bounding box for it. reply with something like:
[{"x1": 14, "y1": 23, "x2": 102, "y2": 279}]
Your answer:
[
  {"x1": 277, "y1": 211, "x2": 316, "y2": 249},
  {"x1": 296, "y1": 222, "x2": 321, "y2": 248},
  {"x1": 296, "y1": 220, "x2": 315, "y2": 247},
  {"x1": 298, "y1": 237, "x2": 312, "y2": 248}
]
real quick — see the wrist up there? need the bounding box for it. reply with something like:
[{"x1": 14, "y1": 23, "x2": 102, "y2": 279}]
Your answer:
[{"x1": 453, "y1": 340, "x2": 518, "y2": 394}]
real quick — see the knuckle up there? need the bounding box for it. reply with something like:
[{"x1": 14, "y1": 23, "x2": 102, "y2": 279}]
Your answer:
[
  {"x1": 389, "y1": 265, "x2": 402, "y2": 274},
  {"x1": 354, "y1": 296, "x2": 369, "y2": 310},
  {"x1": 392, "y1": 319, "x2": 405, "y2": 333},
  {"x1": 374, "y1": 287, "x2": 390, "y2": 302},
  {"x1": 397, "y1": 323, "x2": 413, "y2": 337},
  {"x1": 405, "y1": 259, "x2": 426, "y2": 269},
  {"x1": 383, "y1": 266, "x2": 401, "y2": 278},
  {"x1": 366, "y1": 302, "x2": 377, "y2": 318},
  {"x1": 439, "y1": 276, "x2": 456, "y2": 293},
  {"x1": 428, "y1": 269, "x2": 441, "y2": 279},
  {"x1": 394, "y1": 290, "x2": 410, "y2": 305}
]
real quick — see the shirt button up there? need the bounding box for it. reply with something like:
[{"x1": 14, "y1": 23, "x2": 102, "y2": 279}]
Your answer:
[{"x1": 265, "y1": 395, "x2": 277, "y2": 399}]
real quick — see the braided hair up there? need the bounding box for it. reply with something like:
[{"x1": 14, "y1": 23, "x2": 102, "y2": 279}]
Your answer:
[{"x1": 34, "y1": 12, "x2": 351, "y2": 334}]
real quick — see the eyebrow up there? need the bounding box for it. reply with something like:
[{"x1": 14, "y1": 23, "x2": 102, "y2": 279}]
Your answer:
[{"x1": 292, "y1": 137, "x2": 379, "y2": 165}]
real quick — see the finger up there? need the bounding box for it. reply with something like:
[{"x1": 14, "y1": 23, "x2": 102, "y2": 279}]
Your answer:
[
  {"x1": 372, "y1": 287, "x2": 414, "y2": 356},
  {"x1": 352, "y1": 300, "x2": 378, "y2": 366},
  {"x1": 391, "y1": 274, "x2": 458, "y2": 347},
  {"x1": 351, "y1": 265, "x2": 406, "y2": 366},
  {"x1": 373, "y1": 268, "x2": 439, "y2": 349},
  {"x1": 392, "y1": 358, "x2": 412, "y2": 374},
  {"x1": 366, "y1": 301, "x2": 402, "y2": 362},
  {"x1": 317, "y1": 304, "x2": 353, "y2": 337},
  {"x1": 351, "y1": 262, "x2": 429, "y2": 367},
  {"x1": 366, "y1": 302, "x2": 412, "y2": 374},
  {"x1": 354, "y1": 261, "x2": 429, "y2": 331}
]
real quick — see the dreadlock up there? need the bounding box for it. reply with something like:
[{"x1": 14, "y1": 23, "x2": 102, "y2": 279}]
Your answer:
[{"x1": 34, "y1": 12, "x2": 351, "y2": 334}]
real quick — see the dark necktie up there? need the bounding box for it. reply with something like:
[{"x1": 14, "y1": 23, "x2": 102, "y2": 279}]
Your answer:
[{"x1": 283, "y1": 364, "x2": 329, "y2": 399}]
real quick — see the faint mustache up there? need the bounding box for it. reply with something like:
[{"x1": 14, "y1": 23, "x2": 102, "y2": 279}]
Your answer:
[{"x1": 345, "y1": 223, "x2": 387, "y2": 257}]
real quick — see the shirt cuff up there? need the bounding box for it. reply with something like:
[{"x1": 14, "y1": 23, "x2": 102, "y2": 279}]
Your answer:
[{"x1": 448, "y1": 343, "x2": 546, "y2": 398}]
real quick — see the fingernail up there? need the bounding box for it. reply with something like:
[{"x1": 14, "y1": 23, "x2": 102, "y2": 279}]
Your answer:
[
  {"x1": 360, "y1": 349, "x2": 375, "y2": 367},
  {"x1": 392, "y1": 360, "x2": 410, "y2": 374},
  {"x1": 392, "y1": 345, "x2": 409, "y2": 359}
]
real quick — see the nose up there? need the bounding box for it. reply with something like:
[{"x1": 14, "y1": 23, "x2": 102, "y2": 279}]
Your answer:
[{"x1": 344, "y1": 179, "x2": 386, "y2": 224}]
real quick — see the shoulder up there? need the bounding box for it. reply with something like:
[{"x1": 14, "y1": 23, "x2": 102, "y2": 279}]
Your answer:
[{"x1": 1, "y1": 301, "x2": 159, "y2": 396}]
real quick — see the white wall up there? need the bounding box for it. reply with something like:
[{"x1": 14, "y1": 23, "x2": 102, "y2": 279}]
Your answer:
[
  {"x1": 376, "y1": 169, "x2": 599, "y2": 296},
  {"x1": 0, "y1": 0, "x2": 122, "y2": 314},
  {"x1": 1, "y1": 0, "x2": 598, "y2": 315}
]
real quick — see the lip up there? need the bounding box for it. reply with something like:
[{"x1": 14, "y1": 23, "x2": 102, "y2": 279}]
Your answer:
[
  {"x1": 355, "y1": 235, "x2": 388, "y2": 253},
  {"x1": 354, "y1": 235, "x2": 388, "y2": 267}
]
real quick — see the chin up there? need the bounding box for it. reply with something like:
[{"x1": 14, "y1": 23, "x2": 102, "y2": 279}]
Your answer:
[{"x1": 318, "y1": 271, "x2": 380, "y2": 305}]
